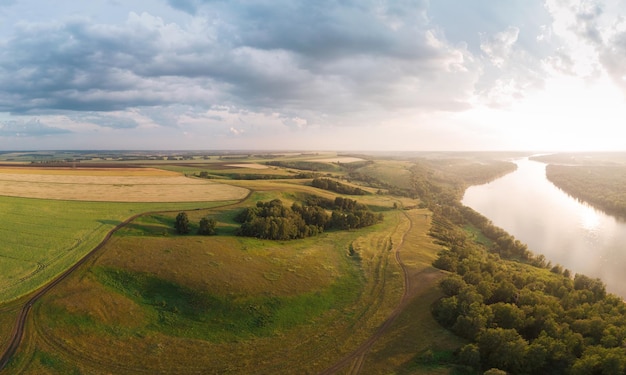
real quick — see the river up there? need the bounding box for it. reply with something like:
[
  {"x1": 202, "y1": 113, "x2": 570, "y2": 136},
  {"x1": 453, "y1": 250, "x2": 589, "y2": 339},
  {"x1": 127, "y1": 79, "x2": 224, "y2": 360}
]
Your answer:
[{"x1": 462, "y1": 157, "x2": 626, "y2": 298}]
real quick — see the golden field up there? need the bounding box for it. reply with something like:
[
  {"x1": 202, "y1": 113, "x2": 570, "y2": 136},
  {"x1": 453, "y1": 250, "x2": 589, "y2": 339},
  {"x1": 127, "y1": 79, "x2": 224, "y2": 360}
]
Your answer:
[{"x1": 0, "y1": 167, "x2": 249, "y2": 202}]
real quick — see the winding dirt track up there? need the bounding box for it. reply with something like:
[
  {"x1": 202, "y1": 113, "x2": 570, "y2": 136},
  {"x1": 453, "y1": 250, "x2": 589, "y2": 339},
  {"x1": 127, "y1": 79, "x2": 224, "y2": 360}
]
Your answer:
[
  {"x1": 319, "y1": 210, "x2": 414, "y2": 375},
  {"x1": 0, "y1": 203, "x2": 419, "y2": 374},
  {"x1": 0, "y1": 191, "x2": 253, "y2": 372},
  {"x1": 0, "y1": 210, "x2": 155, "y2": 370}
]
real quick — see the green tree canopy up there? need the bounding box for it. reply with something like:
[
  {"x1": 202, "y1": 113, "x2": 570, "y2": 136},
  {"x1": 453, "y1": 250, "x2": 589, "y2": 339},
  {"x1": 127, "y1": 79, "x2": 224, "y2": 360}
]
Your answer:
[
  {"x1": 198, "y1": 216, "x2": 217, "y2": 235},
  {"x1": 175, "y1": 212, "x2": 190, "y2": 234}
]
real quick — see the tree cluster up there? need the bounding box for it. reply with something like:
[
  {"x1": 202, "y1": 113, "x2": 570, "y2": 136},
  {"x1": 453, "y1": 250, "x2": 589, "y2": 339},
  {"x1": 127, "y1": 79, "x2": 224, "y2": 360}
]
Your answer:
[
  {"x1": 311, "y1": 177, "x2": 367, "y2": 195},
  {"x1": 174, "y1": 212, "x2": 217, "y2": 235},
  {"x1": 235, "y1": 198, "x2": 383, "y2": 240},
  {"x1": 431, "y1": 212, "x2": 626, "y2": 374}
]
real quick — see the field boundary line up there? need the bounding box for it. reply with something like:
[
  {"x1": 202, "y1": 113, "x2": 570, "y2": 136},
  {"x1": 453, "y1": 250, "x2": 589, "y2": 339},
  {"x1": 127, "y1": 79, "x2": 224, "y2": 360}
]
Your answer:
[{"x1": 0, "y1": 191, "x2": 252, "y2": 371}]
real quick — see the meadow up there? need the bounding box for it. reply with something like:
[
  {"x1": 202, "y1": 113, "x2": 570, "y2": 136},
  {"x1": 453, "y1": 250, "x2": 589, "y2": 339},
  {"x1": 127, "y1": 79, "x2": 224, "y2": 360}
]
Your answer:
[
  {"x1": 6, "y1": 195, "x2": 425, "y2": 373},
  {"x1": 0, "y1": 153, "x2": 469, "y2": 374},
  {"x1": 0, "y1": 166, "x2": 249, "y2": 303},
  {"x1": 0, "y1": 196, "x2": 243, "y2": 303}
]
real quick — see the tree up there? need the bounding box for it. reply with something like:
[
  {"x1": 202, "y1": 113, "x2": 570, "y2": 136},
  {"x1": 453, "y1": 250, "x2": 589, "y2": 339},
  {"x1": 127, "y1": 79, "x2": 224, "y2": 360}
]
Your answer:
[
  {"x1": 175, "y1": 212, "x2": 190, "y2": 234},
  {"x1": 477, "y1": 328, "x2": 529, "y2": 373},
  {"x1": 198, "y1": 216, "x2": 217, "y2": 235},
  {"x1": 459, "y1": 344, "x2": 481, "y2": 368},
  {"x1": 439, "y1": 275, "x2": 466, "y2": 296}
]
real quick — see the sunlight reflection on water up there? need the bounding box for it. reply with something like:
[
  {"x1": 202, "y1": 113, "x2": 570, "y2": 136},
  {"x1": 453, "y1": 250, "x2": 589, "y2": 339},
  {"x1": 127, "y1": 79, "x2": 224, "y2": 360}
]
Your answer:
[
  {"x1": 579, "y1": 204, "x2": 601, "y2": 233},
  {"x1": 463, "y1": 157, "x2": 626, "y2": 298}
]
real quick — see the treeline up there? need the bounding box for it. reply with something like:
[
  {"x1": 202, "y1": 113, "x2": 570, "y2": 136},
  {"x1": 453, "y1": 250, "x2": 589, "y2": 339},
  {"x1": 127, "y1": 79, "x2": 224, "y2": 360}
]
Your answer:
[
  {"x1": 194, "y1": 171, "x2": 315, "y2": 180},
  {"x1": 409, "y1": 159, "x2": 517, "y2": 208},
  {"x1": 265, "y1": 160, "x2": 340, "y2": 172},
  {"x1": 546, "y1": 164, "x2": 626, "y2": 218},
  {"x1": 342, "y1": 158, "x2": 516, "y2": 203},
  {"x1": 235, "y1": 198, "x2": 383, "y2": 240},
  {"x1": 430, "y1": 211, "x2": 626, "y2": 374},
  {"x1": 311, "y1": 177, "x2": 367, "y2": 195},
  {"x1": 405, "y1": 157, "x2": 626, "y2": 374}
]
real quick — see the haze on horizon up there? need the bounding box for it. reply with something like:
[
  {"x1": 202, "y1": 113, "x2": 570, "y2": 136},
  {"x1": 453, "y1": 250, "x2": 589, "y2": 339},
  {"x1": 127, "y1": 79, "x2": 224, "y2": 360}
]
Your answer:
[{"x1": 0, "y1": 0, "x2": 624, "y2": 152}]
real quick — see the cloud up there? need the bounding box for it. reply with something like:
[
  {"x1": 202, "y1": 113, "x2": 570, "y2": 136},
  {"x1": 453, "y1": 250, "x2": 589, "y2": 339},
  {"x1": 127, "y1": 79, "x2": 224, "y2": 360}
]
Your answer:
[
  {"x1": 573, "y1": 1, "x2": 604, "y2": 44},
  {"x1": 4, "y1": 0, "x2": 622, "y2": 151},
  {"x1": 544, "y1": 0, "x2": 626, "y2": 93},
  {"x1": 481, "y1": 26, "x2": 520, "y2": 68},
  {"x1": 0, "y1": 0, "x2": 479, "y2": 125},
  {"x1": 71, "y1": 113, "x2": 139, "y2": 129},
  {"x1": 166, "y1": 0, "x2": 200, "y2": 14},
  {"x1": 0, "y1": 118, "x2": 70, "y2": 137},
  {"x1": 474, "y1": 25, "x2": 547, "y2": 107},
  {"x1": 229, "y1": 126, "x2": 243, "y2": 136}
]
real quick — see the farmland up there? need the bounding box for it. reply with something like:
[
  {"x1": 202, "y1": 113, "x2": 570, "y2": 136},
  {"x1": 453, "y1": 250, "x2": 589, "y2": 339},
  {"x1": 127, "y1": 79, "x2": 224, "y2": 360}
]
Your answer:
[
  {"x1": 0, "y1": 151, "x2": 495, "y2": 374},
  {"x1": 0, "y1": 167, "x2": 248, "y2": 202},
  {"x1": 6, "y1": 197, "x2": 458, "y2": 374},
  {"x1": 0, "y1": 166, "x2": 249, "y2": 303}
]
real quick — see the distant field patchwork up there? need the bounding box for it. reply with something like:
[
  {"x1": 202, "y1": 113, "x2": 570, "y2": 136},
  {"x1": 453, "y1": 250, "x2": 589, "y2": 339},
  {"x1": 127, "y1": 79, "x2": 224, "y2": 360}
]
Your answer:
[{"x1": 0, "y1": 167, "x2": 249, "y2": 202}]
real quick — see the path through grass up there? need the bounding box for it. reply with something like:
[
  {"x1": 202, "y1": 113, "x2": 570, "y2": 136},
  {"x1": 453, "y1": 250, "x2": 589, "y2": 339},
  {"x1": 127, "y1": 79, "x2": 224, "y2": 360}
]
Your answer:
[{"x1": 0, "y1": 196, "x2": 239, "y2": 302}]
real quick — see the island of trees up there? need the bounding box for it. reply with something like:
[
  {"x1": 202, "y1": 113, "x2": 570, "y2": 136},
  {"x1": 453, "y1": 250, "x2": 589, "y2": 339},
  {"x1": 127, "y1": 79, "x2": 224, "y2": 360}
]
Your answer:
[{"x1": 234, "y1": 197, "x2": 383, "y2": 240}]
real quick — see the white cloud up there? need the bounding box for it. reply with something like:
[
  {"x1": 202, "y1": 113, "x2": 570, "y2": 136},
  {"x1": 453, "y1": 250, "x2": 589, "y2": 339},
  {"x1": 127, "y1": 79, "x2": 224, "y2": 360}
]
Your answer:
[
  {"x1": 481, "y1": 26, "x2": 520, "y2": 68},
  {"x1": 229, "y1": 127, "x2": 244, "y2": 136},
  {"x1": 0, "y1": 0, "x2": 624, "y2": 151}
]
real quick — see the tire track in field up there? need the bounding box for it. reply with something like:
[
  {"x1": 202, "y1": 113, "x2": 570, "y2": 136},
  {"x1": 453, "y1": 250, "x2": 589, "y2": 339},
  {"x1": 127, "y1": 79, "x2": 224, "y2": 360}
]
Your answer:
[
  {"x1": 0, "y1": 193, "x2": 252, "y2": 372},
  {"x1": 319, "y1": 209, "x2": 414, "y2": 375}
]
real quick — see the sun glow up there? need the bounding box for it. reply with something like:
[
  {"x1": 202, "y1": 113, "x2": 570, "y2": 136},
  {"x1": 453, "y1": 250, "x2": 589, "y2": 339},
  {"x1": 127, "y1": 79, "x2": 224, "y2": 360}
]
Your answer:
[{"x1": 459, "y1": 72, "x2": 626, "y2": 151}]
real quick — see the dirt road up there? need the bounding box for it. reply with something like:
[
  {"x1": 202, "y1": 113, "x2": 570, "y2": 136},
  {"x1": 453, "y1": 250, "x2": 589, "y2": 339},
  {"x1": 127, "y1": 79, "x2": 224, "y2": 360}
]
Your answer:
[{"x1": 319, "y1": 210, "x2": 416, "y2": 375}]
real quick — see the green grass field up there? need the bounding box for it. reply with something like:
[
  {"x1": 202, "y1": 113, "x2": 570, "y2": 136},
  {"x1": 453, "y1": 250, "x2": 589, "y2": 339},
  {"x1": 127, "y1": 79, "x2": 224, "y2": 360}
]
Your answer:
[
  {"x1": 0, "y1": 156, "x2": 467, "y2": 374},
  {"x1": 0, "y1": 196, "x2": 239, "y2": 302},
  {"x1": 4, "y1": 193, "x2": 453, "y2": 374}
]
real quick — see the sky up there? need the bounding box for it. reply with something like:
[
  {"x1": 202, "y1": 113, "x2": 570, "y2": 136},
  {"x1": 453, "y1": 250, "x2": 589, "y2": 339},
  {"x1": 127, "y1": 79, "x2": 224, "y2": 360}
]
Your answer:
[{"x1": 0, "y1": 0, "x2": 625, "y2": 151}]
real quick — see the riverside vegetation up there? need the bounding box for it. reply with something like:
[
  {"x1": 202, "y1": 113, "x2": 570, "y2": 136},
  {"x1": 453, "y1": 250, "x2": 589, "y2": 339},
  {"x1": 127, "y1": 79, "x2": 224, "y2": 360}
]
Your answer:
[
  {"x1": 546, "y1": 164, "x2": 626, "y2": 219},
  {"x1": 1, "y1": 151, "x2": 625, "y2": 374}
]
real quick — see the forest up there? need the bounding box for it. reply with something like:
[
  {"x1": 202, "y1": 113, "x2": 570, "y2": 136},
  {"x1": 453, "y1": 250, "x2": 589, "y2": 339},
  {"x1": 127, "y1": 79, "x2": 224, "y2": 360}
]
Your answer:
[
  {"x1": 234, "y1": 197, "x2": 383, "y2": 240},
  {"x1": 545, "y1": 164, "x2": 626, "y2": 218},
  {"x1": 431, "y1": 207, "x2": 626, "y2": 374},
  {"x1": 405, "y1": 157, "x2": 626, "y2": 374}
]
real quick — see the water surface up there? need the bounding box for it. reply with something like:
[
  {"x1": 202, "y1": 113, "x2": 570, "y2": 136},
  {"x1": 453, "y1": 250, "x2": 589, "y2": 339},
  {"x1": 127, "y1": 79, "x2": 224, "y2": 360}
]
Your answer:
[{"x1": 462, "y1": 158, "x2": 626, "y2": 298}]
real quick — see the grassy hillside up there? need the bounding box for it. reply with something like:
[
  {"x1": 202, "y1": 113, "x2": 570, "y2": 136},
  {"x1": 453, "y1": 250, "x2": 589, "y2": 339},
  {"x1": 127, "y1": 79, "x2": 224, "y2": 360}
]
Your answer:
[
  {"x1": 0, "y1": 153, "x2": 525, "y2": 374},
  {"x1": 0, "y1": 196, "x2": 240, "y2": 303},
  {"x1": 6, "y1": 192, "x2": 449, "y2": 374}
]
